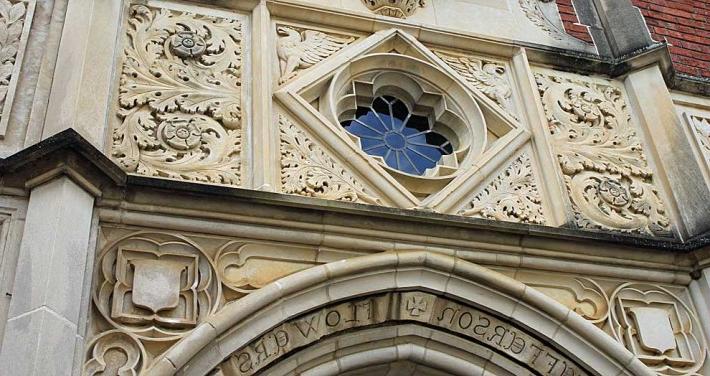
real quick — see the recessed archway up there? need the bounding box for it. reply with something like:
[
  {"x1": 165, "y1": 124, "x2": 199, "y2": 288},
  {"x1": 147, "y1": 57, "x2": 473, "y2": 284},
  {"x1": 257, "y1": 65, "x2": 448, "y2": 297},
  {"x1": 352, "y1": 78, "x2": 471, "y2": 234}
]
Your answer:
[{"x1": 147, "y1": 251, "x2": 653, "y2": 376}]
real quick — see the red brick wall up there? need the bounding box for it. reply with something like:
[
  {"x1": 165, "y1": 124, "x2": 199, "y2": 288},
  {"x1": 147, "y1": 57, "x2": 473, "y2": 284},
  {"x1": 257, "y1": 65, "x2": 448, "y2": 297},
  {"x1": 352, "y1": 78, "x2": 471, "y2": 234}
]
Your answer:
[
  {"x1": 555, "y1": 0, "x2": 710, "y2": 79},
  {"x1": 632, "y1": 0, "x2": 710, "y2": 79},
  {"x1": 555, "y1": 0, "x2": 594, "y2": 43}
]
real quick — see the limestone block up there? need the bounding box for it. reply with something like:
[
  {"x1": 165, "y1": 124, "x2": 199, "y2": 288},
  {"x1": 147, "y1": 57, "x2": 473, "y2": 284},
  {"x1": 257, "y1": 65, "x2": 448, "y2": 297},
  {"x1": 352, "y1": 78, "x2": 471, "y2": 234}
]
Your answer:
[
  {"x1": 625, "y1": 65, "x2": 710, "y2": 238},
  {"x1": 0, "y1": 308, "x2": 77, "y2": 376},
  {"x1": 6, "y1": 177, "x2": 94, "y2": 325}
]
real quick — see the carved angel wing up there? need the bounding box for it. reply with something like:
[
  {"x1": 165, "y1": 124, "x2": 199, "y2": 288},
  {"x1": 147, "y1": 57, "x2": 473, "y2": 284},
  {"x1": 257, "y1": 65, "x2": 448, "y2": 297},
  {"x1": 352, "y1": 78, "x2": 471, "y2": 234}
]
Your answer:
[{"x1": 298, "y1": 30, "x2": 354, "y2": 67}]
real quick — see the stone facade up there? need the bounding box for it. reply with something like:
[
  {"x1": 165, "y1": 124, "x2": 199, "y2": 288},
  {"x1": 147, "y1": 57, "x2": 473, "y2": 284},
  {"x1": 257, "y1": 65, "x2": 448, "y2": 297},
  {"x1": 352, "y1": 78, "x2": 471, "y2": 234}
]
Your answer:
[{"x1": 0, "y1": 0, "x2": 707, "y2": 375}]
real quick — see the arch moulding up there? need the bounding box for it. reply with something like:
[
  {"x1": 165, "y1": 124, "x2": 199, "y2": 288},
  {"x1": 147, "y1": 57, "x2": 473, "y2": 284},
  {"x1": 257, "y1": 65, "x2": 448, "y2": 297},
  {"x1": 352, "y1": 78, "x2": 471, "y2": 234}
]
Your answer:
[{"x1": 148, "y1": 251, "x2": 653, "y2": 376}]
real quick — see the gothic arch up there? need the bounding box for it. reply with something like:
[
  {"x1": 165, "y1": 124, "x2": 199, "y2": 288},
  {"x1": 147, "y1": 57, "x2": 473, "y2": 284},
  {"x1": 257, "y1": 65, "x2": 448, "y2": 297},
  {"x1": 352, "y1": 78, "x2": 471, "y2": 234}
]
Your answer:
[{"x1": 148, "y1": 251, "x2": 652, "y2": 376}]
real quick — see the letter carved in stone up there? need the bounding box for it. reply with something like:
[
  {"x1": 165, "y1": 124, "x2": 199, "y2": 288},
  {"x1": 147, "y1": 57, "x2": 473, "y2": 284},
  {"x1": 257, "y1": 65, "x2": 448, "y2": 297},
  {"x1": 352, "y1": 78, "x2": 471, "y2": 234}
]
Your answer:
[
  {"x1": 111, "y1": 5, "x2": 244, "y2": 185},
  {"x1": 459, "y1": 154, "x2": 545, "y2": 225},
  {"x1": 608, "y1": 283, "x2": 707, "y2": 375},
  {"x1": 276, "y1": 25, "x2": 354, "y2": 84},
  {"x1": 434, "y1": 50, "x2": 517, "y2": 118},
  {"x1": 0, "y1": 0, "x2": 34, "y2": 136},
  {"x1": 216, "y1": 292, "x2": 590, "y2": 376},
  {"x1": 279, "y1": 115, "x2": 382, "y2": 204},
  {"x1": 536, "y1": 73, "x2": 671, "y2": 236},
  {"x1": 93, "y1": 232, "x2": 221, "y2": 341}
]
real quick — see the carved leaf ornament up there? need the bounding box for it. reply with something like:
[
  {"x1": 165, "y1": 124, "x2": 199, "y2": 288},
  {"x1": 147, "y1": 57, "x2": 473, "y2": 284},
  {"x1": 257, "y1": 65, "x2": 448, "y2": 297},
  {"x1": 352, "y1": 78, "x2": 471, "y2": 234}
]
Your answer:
[
  {"x1": 0, "y1": 0, "x2": 27, "y2": 120},
  {"x1": 112, "y1": 5, "x2": 243, "y2": 185},
  {"x1": 279, "y1": 115, "x2": 382, "y2": 205},
  {"x1": 459, "y1": 154, "x2": 545, "y2": 225},
  {"x1": 536, "y1": 73, "x2": 671, "y2": 236}
]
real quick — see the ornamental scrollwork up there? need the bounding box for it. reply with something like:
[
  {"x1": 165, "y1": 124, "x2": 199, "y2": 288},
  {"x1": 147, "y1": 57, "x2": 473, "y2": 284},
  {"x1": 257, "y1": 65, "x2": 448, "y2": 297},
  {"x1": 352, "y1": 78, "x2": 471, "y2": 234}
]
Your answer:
[
  {"x1": 434, "y1": 50, "x2": 517, "y2": 118},
  {"x1": 536, "y1": 73, "x2": 671, "y2": 236},
  {"x1": 111, "y1": 5, "x2": 244, "y2": 185},
  {"x1": 459, "y1": 154, "x2": 545, "y2": 225},
  {"x1": 276, "y1": 25, "x2": 354, "y2": 84},
  {"x1": 279, "y1": 115, "x2": 382, "y2": 205}
]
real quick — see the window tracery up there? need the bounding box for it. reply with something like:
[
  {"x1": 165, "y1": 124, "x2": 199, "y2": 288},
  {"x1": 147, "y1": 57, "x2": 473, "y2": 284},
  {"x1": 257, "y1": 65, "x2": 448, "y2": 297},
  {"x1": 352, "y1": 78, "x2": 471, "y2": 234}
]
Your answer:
[{"x1": 340, "y1": 95, "x2": 454, "y2": 176}]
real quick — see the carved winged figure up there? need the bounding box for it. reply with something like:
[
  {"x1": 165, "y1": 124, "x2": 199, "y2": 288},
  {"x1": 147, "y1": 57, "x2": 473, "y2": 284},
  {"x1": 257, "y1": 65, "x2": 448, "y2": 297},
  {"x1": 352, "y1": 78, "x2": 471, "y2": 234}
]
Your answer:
[
  {"x1": 437, "y1": 53, "x2": 515, "y2": 114},
  {"x1": 276, "y1": 26, "x2": 354, "y2": 84}
]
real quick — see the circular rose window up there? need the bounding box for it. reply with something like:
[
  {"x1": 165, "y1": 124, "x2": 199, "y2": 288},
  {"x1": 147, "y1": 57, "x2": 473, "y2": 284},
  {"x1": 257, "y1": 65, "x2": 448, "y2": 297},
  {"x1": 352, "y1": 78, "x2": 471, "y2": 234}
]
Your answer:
[
  {"x1": 341, "y1": 96, "x2": 454, "y2": 175},
  {"x1": 326, "y1": 54, "x2": 487, "y2": 194}
]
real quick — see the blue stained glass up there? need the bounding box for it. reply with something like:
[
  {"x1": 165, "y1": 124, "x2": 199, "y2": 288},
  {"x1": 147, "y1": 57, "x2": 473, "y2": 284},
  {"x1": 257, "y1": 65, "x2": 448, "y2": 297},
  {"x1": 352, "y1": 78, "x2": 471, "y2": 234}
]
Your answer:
[{"x1": 341, "y1": 96, "x2": 453, "y2": 175}]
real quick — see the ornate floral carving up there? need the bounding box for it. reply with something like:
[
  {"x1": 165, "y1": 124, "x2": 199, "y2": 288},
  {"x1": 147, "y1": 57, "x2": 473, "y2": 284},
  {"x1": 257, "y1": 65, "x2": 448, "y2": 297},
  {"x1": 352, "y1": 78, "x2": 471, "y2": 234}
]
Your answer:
[
  {"x1": 0, "y1": 0, "x2": 32, "y2": 134},
  {"x1": 83, "y1": 330, "x2": 146, "y2": 376},
  {"x1": 279, "y1": 115, "x2": 382, "y2": 204},
  {"x1": 459, "y1": 154, "x2": 545, "y2": 224},
  {"x1": 93, "y1": 232, "x2": 221, "y2": 341},
  {"x1": 608, "y1": 283, "x2": 707, "y2": 375},
  {"x1": 276, "y1": 26, "x2": 354, "y2": 84},
  {"x1": 361, "y1": 0, "x2": 426, "y2": 18},
  {"x1": 111, "y1": 5, "x2": 244, "y2": 185},
  {"x1": 689, "y1": 114, "x2": 710, "y2": 166},
  {"x1": 434, "y1": 50, "x2": 517, "y2": 118},
  {"x1": 536, "y1": 73, "x2": 671, "y2": 236},
  {"x1": 170, "y1": 31, "x2": 207, "y2": 58},
  {"x1": 519, "y1": 0, "x2": 567, "y2": 40}
]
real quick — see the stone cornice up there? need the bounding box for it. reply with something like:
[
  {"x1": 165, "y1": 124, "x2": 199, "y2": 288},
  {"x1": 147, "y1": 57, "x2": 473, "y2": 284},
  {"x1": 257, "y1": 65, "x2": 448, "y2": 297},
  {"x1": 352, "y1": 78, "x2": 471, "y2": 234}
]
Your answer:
[{"x1": 0, "y1": 130, "x2": 707, "y2": 258}]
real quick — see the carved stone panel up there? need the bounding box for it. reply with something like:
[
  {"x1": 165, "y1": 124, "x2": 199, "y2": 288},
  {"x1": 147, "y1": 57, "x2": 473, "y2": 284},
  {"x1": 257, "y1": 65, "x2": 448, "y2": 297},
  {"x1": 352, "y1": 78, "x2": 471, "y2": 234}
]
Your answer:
[
  {"x1": 276, "y1": 25, "x2": 355, "y2": 84},
  {"x1": 535, "y1": 71, "x2": 672, "y2": 236},
  {"x1": 279, "y1": 114, "x2": 383, "y2": 205},
  {"x1": 434, "y1": 49, "x2": 518, "y2": 119},
  {"x1": 93, "y1": 232, "x2": 221, "y2": 341},
  {"x1": 111, "y1": 3, "x2": 246, "y2": 186},
  {"x1": 608, "y1": 283, "x2": 707, "y2": 375},
  {"x1": 458, "y1": 153, "x2": 546, "y2": 225},
  {"x1": 0, "y1": 0, "x2": 34, "y2": 137}
]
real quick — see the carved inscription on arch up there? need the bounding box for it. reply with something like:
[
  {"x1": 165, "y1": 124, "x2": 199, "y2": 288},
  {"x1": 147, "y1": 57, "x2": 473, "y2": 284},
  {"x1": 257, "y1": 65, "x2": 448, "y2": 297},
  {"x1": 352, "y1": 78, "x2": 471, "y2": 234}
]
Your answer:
[{"x1": 217, "y1": 292, "x2": 589, "y2": 376}]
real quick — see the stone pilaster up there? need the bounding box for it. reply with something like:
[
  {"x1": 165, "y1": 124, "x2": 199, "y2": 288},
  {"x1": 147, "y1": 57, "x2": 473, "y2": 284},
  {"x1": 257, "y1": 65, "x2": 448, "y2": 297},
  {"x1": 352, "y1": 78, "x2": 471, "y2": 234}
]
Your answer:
[
  {"x1": 625, "y1": 64, "x2": 710, "y2": 239},
  {"x1": 0, "y1": 177, "x2": 95, "y2": 375}
]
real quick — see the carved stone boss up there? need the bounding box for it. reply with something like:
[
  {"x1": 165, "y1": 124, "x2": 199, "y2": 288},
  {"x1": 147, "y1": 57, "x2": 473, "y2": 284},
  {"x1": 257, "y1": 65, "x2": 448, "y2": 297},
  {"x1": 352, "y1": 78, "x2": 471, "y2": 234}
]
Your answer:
[
  {"x1": 361, "y1": 0, "x2": 426, "y2": 18},
  {"x1": 0, "y1": 0, "x2": 35, "y2": 137},
  {"x1": 217, "y1": 292, "x2": 589, "y2": 376},
  {"x1": 111, "y1": 4, "x2": 244, "y2": 186}
]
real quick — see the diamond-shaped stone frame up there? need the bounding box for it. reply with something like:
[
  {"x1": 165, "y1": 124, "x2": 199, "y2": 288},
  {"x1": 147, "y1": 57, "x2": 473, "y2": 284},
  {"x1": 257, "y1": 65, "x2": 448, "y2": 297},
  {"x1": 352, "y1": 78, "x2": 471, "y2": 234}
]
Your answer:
[{"x1": 275, "y1": 29, "x2": 530, "y2": 212}]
